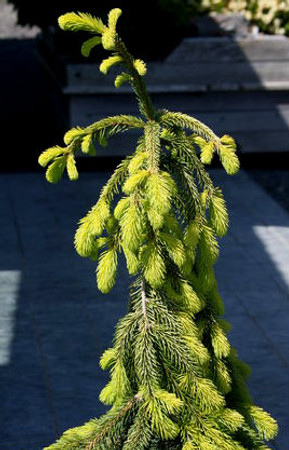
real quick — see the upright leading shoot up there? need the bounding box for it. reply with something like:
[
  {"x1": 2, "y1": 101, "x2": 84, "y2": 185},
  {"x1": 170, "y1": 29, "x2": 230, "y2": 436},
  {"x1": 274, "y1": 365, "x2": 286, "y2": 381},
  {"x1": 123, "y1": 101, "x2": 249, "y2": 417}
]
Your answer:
[{"x1": 39, "y1": 8, "x2": 278, "y2": 450}]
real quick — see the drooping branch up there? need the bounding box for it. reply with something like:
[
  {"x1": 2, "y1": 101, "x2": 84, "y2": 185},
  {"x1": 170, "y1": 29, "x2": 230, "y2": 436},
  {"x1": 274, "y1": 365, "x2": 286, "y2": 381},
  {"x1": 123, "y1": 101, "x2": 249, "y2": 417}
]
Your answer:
[{"x1": 85, "y1": 396, "x2": 140, "y2": 450}]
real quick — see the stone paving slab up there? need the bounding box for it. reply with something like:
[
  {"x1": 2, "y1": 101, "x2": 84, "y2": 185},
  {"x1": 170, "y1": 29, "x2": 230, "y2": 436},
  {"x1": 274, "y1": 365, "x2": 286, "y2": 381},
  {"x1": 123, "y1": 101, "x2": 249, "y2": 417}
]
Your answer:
[{"x1": 0, "y1": 170, "x2": 288, "y2": 450}]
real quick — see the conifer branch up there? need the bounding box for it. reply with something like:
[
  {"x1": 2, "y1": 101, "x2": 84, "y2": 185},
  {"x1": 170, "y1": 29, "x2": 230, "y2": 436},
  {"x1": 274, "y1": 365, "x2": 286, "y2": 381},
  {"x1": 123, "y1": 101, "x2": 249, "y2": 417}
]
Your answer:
[
  {"x1": 99, "y1": 154, "x2": 132, "y2": 203},
  {"x1": 171, "y1": 133, "x2": 214, "y2": 192},
  {"x1": 161, "y1": 153, "x2": 201, "y2": 222},
  {"x1": 85, "y1": 396, "x2": 142, "y2": 450},
  {"x1": 84, "y1": 115, "x2": 145, "y2": 136},
  {"x1": 160, "y1": 111, "x2": 221, "y2": 150},
  {"x1": 114, "y1": 37, "x2": 155, "y2": 120}
]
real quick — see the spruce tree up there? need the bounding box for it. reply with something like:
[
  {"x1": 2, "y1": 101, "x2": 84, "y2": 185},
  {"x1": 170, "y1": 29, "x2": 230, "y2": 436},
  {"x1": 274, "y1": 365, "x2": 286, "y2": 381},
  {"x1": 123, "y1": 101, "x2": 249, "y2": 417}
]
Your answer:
[{"x1": 38, "y1": 9, "x2": 278, "y2": 450}]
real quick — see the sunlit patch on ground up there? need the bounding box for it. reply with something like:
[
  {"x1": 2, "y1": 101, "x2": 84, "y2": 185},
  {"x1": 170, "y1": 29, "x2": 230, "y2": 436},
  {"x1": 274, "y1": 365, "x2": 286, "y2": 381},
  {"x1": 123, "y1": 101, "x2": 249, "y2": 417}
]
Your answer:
[{"x1": 0, "y1": 271, "x2": 21, "y2": 365}]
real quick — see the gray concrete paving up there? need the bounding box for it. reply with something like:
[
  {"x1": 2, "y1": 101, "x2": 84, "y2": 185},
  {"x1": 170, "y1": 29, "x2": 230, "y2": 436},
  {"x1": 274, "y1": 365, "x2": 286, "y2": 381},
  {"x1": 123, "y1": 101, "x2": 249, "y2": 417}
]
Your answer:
[{"x1": 0, "y1": 170, "x2": 288, "y2": 450}]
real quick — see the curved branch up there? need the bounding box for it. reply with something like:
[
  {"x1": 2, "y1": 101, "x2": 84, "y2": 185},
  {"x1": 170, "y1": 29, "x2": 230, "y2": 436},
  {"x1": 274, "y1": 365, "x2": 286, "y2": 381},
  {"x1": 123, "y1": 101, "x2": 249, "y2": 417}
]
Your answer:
[
  {"x1": 84, "y1": 115, "x2": 145, "y2": 135},
  {"x1": 85, "y1": 396, "x2": 140, "y2": 450},
  {"x1": 160, "y1": 111, "x2": 222, "y2": 152}
]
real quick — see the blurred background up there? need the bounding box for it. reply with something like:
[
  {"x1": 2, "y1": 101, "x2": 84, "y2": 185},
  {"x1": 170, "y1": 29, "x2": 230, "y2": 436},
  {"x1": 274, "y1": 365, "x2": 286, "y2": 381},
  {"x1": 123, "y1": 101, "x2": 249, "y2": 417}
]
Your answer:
[{"x1": 0, "y1": 1, "x2": 289, "y2": 449}]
